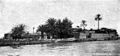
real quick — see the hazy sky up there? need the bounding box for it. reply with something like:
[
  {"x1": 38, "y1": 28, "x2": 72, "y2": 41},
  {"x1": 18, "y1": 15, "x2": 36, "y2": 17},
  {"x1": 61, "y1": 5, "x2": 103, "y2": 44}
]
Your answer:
[{"x1": 0, "y1": 0, "x2": 120, "y2": 37}]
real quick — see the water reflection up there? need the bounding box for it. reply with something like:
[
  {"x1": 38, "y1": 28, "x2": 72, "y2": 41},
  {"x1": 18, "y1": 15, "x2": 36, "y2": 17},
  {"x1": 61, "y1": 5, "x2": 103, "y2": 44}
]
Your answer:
[{"x1": 0, "y1": 40, "x2": 120, "y2": 56}]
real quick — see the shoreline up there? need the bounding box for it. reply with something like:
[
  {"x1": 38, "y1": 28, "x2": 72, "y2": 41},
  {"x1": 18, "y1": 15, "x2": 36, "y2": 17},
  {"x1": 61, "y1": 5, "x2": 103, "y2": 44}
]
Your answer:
[{"x1": 0, "y1": 37, "x2": 120, "y2": 47}]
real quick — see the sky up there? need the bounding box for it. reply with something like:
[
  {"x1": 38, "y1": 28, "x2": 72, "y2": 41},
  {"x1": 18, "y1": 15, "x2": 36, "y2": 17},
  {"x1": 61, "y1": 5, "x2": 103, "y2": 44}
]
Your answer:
[{"x1": 0, "y1": 0, "x2": 120, "y2": 38}]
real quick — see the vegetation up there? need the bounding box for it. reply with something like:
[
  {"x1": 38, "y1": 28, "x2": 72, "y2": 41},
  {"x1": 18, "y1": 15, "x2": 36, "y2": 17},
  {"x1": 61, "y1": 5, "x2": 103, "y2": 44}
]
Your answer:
[
  {"x1": 46, "y1": 18, "x2": 57, "y2": 38},
  {"x1": 10, "y1": 24, "x2": 27, "y2": 39},
  {"x1": 36, "y1": 17, "x2": 73, "y2": 39},
  {"x1": 95, "y1": 14, "x2": 102, "y2": 30},
  {"x1": 81, "y1": 20, "x2": 87, "y2": 30},
  {"x1": 56, "y1": 18, "x2": 73, "y2": 39},
  {"x1": 0, "y1": 14, "x2": 119, "y2": 47},
  {"x1": 3, "y1": 14, "x2": 118, "y2": 42},
  {"x1": 36, "y1": 25, "x2": 48, "y2": 39}
]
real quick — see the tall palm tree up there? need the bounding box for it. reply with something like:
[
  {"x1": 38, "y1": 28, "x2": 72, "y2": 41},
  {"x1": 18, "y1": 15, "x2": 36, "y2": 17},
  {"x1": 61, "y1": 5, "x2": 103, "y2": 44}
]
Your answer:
[
  {"x1": 95, "y1": 14, "x2": 102, "y2": 30},
  {"x1": 46, "y1": 18, "x2": 57, "y2": 38},
  {"x1": 81, "y1": 20, "x2": 87, "y2": 30},
  {"x1": 37, "y1": 25, "x2": 47, "y2": 39}
]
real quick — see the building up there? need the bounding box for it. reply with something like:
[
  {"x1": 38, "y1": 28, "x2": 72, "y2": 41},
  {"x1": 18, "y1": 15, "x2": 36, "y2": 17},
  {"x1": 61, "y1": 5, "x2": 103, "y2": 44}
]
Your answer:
[
  {"x1": 73, "y1": 28, "x2": 118, "y2": 40},
  {"x1": 4, "y1": 33, "x2": 12, "y2": 40},
  {"x1": 3, "y1": 32, "x2": 41, "y2": 40}
]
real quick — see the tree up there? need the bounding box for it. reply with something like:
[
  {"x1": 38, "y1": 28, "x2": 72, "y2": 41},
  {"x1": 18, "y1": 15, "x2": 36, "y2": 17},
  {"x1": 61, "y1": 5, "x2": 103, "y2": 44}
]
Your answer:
[
  {"x1": 60, "y1": 17, "x2": 73, "y2": 38},
  {"x1": 11, "y1": 24, "x2": 27, "y2": 39},
  {"x1": 81, "y1": 20, "x2": 87, "y2": 30},
  {"x1": 37, "y1": 17, "x2": 73, "y2": 39},
  {"x1": 62, "y1": 17, "x2": 73, "y2": 28},
  {"x1": 95, "y1": 14, "x2": 102, "y2": 30},
  {"x1": 46, "y1": 18, "x2": 57, "y2": 38},
  {"x1": 37, "y1": 25, "x2": 47, "y2": 39},
  {"x1": 55, "y1": 19, "x2": 62, "y2": 38}
]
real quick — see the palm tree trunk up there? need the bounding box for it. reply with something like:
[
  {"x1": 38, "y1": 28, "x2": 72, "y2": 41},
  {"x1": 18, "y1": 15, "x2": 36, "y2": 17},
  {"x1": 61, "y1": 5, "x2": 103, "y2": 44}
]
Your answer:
[
  {"x1": 84, "y1": 26, "x2": 85, "y2": 30},
  {"x1": 98, "y1": 20, "x2": 99, "y2": 30},
  {"x1": 41, "y1": 32, "x2": 44, "y2": 39}
]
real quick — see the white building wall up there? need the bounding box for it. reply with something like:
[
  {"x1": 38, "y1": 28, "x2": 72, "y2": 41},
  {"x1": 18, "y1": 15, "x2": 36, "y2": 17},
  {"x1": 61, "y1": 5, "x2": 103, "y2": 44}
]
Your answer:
[
  {"x1": 79, "y1": 33, "x2": 116, "y2": 39},
  {"x1": 91, "y1": 33, "x2": 115, "y2": 39},
  {"x1": 79, "y1": 33, "x2": 87, "y2": 39}
]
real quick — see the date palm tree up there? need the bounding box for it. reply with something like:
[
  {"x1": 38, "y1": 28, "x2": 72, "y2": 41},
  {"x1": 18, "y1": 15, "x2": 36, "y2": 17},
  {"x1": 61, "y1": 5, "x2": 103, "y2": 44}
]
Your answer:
[
  {"x1": 46, "y1": 18, "x2": 57, "y2": 38},
  {"x1": 37, "y1": 25, "x2": 47, "y2": 39},
  {"x1": 95, "y1": 14, "x2": 102, "y2": 30},
  {"x1": 81, "y1": 20, "x2": 87, "y2": 30}
]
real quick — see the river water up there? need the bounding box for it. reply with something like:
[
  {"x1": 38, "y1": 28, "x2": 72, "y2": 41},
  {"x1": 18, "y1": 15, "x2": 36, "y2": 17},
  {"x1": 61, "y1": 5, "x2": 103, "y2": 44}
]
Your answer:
[{"x1": 0, "y1": 40, "x2": 120, "y2": 56}]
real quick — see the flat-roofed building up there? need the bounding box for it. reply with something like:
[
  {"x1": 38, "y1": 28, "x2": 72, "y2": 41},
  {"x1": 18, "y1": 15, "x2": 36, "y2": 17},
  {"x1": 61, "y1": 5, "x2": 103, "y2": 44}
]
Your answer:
[{"x1": 73, "y1": 28, "x2": 118, "y2": 40}]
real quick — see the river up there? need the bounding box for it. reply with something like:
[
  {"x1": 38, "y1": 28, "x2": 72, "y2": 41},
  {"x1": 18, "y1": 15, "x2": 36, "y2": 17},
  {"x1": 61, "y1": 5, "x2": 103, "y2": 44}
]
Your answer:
[{"x1": 0, "y1": 40, "x2": 120, "y2": 56}]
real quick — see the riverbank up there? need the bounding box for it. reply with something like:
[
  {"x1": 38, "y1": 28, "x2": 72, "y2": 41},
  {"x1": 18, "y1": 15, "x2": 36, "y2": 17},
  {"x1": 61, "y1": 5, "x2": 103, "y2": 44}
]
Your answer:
[
  {"x1": 0, "y1": 37, "x2": 120, "y2": 47},
  {"x1": 0, "y1": 40, "x2": 55, "y2": 46}
]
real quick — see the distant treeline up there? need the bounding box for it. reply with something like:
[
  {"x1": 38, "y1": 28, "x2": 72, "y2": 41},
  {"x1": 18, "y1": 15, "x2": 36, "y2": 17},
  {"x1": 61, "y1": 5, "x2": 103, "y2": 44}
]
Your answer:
[
  {"x1": 5, "y1": 17, "x2": 74, "y2": 39},
  {"x1": 4, "y1": 14, "x2": 110, "y2": 39}
]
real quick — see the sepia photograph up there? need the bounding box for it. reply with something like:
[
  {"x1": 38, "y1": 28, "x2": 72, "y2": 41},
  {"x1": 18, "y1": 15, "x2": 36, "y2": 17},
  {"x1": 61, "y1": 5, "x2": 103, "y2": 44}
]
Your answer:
[{"x1": 0, "y1": 0, "x2": 120, "y2": 56}]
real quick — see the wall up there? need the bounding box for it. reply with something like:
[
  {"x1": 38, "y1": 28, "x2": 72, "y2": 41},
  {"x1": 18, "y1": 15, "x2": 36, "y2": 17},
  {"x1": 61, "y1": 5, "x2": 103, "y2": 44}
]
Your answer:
[
  {"x1": 78, "y1": 32, "x2": 116, "y2": 39},
  {"x1": 91, "y1": 33, "x2": 115, "y2": 39},
  {"x1": 79, "y1": 33, "x2": 87, "y2": 39},
  {"x1": 73, "y1": 32, "x2": 80, "y2": 39}
]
